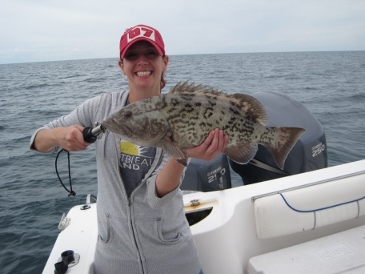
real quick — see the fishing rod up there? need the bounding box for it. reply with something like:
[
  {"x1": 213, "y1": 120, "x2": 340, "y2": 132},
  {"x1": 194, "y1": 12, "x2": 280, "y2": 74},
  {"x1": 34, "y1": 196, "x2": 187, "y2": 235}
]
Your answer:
[
  {"x1": 82, "y1": 123, "x2": 106, "y2": 143},
  {"x1": 55, "y1": 123, "x2": 105, "y2": 196}
]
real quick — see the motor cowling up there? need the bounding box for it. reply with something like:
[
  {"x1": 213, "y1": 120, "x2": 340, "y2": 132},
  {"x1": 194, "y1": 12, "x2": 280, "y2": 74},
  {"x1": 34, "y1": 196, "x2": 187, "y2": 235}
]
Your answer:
[
  {"x1": 181, "y1": 91, "x2": 327, "y2": 190},
  {"x1": 230, "y1": 91, "x2": 328, "y2": 185},
  {"x1": 181, "y1": 154, "x2": 231, "y2": 192}
]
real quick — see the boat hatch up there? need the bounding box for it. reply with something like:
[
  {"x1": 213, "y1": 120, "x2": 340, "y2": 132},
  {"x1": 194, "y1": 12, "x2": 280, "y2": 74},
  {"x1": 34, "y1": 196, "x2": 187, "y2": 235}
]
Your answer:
[{"x1": 185, "y1": 207, "x2": 213, "y2": 226}]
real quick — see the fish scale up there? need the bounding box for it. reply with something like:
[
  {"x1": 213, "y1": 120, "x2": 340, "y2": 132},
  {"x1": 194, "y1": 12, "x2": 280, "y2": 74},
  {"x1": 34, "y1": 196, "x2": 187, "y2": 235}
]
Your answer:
[
  {"x1": 102, "y1": 82, "x2": 305, "y2": 168},
  {"x1": 163, "y1": 95, "x2": 245, "y2": 146}
]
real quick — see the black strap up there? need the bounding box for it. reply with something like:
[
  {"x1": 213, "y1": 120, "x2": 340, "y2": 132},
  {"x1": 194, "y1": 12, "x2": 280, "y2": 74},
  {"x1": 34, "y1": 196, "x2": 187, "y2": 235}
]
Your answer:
[{"x1": 55, "y1": 149, "x2": 76, "y2": 196}]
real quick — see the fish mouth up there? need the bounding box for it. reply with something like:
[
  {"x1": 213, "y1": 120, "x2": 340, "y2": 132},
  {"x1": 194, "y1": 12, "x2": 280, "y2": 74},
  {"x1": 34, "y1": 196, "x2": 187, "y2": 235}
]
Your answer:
[
  {"x1": 103, "y1": 119, "x2": 132, "y2": 137},
  {"x1": 119, "y1": 124, "x2": 132, "y2": 137}
]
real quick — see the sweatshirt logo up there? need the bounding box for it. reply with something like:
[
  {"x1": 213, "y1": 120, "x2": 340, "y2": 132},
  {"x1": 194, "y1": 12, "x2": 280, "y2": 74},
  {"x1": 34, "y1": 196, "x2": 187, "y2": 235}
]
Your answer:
[{"x1": 119, "y1": 141, "x2": 154, "y2": 170}]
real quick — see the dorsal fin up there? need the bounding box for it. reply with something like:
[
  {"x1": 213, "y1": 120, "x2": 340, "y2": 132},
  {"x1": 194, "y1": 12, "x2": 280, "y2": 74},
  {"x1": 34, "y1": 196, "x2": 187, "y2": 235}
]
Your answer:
[
  {"x1": 167, "y1": 81, "x2": 268, "y2": 125},
  {"x1": 168, "y1": 81, "x2": 205, "y2": 95}
]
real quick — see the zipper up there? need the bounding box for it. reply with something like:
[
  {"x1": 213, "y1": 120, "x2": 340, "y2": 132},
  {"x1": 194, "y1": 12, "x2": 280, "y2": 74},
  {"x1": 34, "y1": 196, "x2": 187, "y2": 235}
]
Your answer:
[
  {"x1": 124, "y1": 148, "x2": 164, "y2": 274},
  {"x1": 128, "y1": 204, "x2": 145, "y2": 274},
  {"x1": 113, "y1": 137, "x2": 144, "y2": 273}
]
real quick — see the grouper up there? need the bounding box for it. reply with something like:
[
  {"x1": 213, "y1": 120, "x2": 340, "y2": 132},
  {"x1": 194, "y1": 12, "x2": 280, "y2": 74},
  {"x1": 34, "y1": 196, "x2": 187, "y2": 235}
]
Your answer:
[{"x1": 102, "y1": 82, "x2": 305, "y2": 169}]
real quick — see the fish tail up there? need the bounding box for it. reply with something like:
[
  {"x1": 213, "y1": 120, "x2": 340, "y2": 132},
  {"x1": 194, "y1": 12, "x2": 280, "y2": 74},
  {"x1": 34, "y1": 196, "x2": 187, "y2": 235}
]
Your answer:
[{"x1": 261, "y1": 127, "x2": 306, "y2": 169}]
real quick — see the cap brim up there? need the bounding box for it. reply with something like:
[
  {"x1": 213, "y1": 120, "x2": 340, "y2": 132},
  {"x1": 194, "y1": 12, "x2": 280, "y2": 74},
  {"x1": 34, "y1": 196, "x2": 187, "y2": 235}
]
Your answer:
[{"x1": 120, "y1": 38, "x2": 164, "y2": 59}]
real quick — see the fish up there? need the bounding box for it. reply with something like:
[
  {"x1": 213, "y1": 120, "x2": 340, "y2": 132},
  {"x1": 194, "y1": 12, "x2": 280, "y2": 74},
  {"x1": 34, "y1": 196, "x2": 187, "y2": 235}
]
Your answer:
[{"x1": 102, "y1": 82, "x2": 305, "y2": 169}]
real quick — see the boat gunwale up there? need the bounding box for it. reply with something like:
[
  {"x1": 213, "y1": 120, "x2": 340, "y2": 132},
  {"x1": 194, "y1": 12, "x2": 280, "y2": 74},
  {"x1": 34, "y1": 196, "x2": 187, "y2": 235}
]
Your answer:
[{"x1": 251, "y1": 169, "x2": 365, "y2": 202}]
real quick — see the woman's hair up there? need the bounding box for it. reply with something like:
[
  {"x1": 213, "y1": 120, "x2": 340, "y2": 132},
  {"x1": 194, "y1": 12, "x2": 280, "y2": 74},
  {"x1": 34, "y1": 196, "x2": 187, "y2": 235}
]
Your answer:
[{"x1": 161, "y1": 71, "x2": 166, "y2": 90}]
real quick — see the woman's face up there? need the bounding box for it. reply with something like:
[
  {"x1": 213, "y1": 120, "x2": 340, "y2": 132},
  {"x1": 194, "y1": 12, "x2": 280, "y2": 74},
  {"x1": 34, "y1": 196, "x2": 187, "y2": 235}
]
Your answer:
[{"x1": 120, "y1": 41, "x2": 168, "y2": 92}]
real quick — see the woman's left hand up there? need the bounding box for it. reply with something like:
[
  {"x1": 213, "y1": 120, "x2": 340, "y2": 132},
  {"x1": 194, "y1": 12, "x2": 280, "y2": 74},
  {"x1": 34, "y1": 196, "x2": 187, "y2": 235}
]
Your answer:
[
  {"x1": 185, "y1": 128, "x2": 229, "y2": 161},
  {"x1": 156, "y1": 129, "x2": 228, "y2": 197}
]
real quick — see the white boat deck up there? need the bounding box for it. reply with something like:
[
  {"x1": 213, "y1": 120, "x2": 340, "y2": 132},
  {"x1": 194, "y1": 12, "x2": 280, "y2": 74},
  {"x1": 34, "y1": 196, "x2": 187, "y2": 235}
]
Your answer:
[{"x1": 44, "y1": 159, "x2": 365, "y2": 274}]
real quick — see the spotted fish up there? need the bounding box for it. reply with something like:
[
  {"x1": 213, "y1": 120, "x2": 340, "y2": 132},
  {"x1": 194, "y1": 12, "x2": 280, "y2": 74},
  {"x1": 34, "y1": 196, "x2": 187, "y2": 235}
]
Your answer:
[{"x1": 102, "y1": 82, "x2": 305, "y2": 168}]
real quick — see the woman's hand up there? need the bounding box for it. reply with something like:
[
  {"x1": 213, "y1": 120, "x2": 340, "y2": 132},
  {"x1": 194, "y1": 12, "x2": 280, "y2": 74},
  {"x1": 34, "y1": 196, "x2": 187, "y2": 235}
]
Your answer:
[
  {"x1": 57, "y1": 125, "x2": 90, "y2": 151},
  {"x1": 186, "y1": 128, "x2": 229, "y2": 161},
  {"x1": 33, "y1": 125, "x2": 90, "y2": 152},
  {"x1": 155, "y1": 129, "x2": 228, "y2": 197}
]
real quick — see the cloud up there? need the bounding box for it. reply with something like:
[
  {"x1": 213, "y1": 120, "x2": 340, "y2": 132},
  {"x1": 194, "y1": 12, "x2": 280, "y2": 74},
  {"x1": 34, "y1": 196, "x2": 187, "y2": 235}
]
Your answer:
[{"x1": 0, "y1": 0, "x2": 364, "y2": 64}]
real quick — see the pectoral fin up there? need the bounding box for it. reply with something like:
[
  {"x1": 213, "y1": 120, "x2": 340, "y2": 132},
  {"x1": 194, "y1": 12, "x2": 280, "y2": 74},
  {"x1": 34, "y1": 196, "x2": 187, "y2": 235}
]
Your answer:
[
  {"x1": 175, "y1": 158, "x2": 188, "y2": 167},
  {"x1": 224, "y1": 143, "x2": 258, "y2": 164},
  {"x1": 160, "y1": 135, "x2": 188, "y2": 166}
]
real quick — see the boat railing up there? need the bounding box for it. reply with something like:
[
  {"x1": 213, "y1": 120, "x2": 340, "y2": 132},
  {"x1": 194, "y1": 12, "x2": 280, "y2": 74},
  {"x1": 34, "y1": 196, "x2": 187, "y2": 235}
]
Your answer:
[
  {"x1": 250, "y1": 169, "x2": 365, "y2": 239},
  {"x1": 251, "y1": 169, "x2": 365, "y2": 202}
]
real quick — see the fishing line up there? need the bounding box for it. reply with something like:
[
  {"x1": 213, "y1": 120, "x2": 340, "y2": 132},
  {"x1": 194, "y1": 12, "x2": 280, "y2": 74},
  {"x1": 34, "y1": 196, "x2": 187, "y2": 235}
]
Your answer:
[
  {"x1": 55, "y1": 149, "x2": 76, "y2": 196},
  {"x1": 52, "y1": 126, "x2": 101, "y2": 197}
]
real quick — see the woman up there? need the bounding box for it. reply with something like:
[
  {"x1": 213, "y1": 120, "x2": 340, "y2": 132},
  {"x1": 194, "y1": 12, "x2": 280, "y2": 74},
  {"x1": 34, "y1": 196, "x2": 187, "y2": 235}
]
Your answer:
[{"x1": 30, "y1": 24, "x2": 228, "y2": 274}]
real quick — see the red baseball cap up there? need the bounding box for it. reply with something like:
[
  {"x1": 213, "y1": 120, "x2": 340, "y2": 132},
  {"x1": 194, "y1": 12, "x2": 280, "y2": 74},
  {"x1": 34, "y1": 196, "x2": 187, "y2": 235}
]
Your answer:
[{"x1": 119, "y1": 24, "x2": 165, "y2": 59}]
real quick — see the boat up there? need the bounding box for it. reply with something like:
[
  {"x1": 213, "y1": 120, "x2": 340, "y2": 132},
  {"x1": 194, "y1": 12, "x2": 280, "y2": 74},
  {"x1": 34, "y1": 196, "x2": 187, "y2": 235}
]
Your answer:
[
  {"x1": 43, "y1": 92, "x2": 365, "y2": 273},
  {"x1": 44, "y1": 160, "x2": 365, "y2": 274}
]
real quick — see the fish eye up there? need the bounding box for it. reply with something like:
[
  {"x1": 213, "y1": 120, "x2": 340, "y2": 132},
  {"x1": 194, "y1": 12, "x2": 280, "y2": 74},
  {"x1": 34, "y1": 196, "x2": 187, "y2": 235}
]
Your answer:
[{"x1": 124, "y1": 111, "x2": 132, "y2": 118}]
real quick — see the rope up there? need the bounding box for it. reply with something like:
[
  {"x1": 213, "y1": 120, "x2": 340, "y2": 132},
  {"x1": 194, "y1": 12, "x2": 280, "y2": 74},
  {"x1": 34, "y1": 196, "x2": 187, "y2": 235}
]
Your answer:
[
  {"x1": 279, "y1": 192, "x2": 364, "y2": 213},
  {"x1": 55, "y1": 149, "x2": 76, "y2": 196}
]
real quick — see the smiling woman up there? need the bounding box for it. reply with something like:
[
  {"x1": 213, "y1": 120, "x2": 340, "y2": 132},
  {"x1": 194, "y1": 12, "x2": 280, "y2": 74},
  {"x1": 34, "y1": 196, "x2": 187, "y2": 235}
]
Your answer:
[
  {"x1": 119, "y1": 40, "x2": 169, "y2": 100},
  {"x1": 118, "y1": 25, "x2": 169, "y2": 101},
  {"x1": 29, "y1": 24, "x2": 228, "y2": 274}
]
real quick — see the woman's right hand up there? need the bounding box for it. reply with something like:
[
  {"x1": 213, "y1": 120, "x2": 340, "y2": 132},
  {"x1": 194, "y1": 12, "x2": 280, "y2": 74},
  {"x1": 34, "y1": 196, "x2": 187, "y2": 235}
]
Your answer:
[
  {"x1": 33, "y1": 125, "x2": 90, "y2": 152},
  {"x1": 57, "y1": 125, "x2": 90, "y2": 151}
]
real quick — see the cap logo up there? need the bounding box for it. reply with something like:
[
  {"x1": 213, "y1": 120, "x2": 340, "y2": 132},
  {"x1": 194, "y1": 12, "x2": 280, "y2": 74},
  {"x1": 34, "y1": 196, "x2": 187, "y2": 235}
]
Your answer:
[{"x1": 127, "y1": 26, "x2": 156, "y2": 43}]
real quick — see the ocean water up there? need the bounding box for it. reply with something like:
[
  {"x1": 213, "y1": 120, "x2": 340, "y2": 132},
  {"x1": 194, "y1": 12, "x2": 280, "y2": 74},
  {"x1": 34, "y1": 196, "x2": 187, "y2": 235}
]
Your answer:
[{"x1": 1, "y1": 51, "x2": 364, "y2": 273}]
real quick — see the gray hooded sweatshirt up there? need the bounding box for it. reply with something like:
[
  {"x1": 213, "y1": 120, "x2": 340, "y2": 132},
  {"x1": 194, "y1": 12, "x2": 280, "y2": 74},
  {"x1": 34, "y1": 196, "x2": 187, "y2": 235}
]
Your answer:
[{"x1": 30, "y1": 91, "x2": 202, "y2": 274}]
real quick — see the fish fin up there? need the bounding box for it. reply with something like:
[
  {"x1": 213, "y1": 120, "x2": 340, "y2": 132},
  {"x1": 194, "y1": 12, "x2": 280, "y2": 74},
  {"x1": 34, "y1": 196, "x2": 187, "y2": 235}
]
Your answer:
[
  {"x1": 226, "y1": 94, "x2": 269, "y2": 125},
  {"x1": 261, "y1": 127, "x2": 306, "y2": 169},
  {"x1": 224, "y1": 143, "x2": 258, "y2": 164},
  {"x1": 176, "y1": 158, "x2": 188, "y2": 167},
  {"x1": 160, "y1": 135, "x2": 188, "y2": 164},
  {"x1": 168, "y1": 81, "x2": 205, "y2": 95},
  {"x1": 168, "y1": 81, "x2": 226, "y2": 98},
  {"x1": 168, "y1": 82, "x2": 268, "y2": 125}
]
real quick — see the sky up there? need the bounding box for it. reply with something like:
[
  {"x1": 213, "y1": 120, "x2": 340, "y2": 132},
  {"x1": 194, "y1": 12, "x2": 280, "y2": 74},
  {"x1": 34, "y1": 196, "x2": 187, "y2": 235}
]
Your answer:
[{"x1": 1, "y1": 0, "x2": 364, "y2": 64}]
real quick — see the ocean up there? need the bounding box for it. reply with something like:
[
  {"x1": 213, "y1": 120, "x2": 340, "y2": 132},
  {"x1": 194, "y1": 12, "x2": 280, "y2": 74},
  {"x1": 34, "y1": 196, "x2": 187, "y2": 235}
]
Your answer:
[{"x1": 0, "y1": 51, "x2": 364, "y2": 273}]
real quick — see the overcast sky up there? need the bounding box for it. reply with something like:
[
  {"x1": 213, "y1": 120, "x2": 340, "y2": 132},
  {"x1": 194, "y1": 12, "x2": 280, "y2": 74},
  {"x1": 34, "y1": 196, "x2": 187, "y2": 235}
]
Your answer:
[{"x1": 1, "y1": 0, "x2": 364, "y2": 64}]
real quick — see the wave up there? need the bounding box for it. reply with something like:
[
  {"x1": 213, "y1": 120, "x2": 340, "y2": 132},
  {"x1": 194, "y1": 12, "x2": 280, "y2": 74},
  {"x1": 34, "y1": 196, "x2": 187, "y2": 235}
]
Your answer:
[
  {"x1": 1, "y1": 52, "x2": 364, "y2": 274},
  {"x1": 24, "y1": 83, "x2": 50, "y2": 90}
]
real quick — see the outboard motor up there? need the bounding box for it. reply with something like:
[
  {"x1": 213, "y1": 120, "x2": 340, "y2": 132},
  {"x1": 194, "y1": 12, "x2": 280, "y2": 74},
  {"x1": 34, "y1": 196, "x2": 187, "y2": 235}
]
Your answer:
[
  {"x1": 230, "y1": 91, "x2": 328, "y2": 185},
  {"x1": 181, "y1": 154, "x2": 231, "y2": 192}
]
